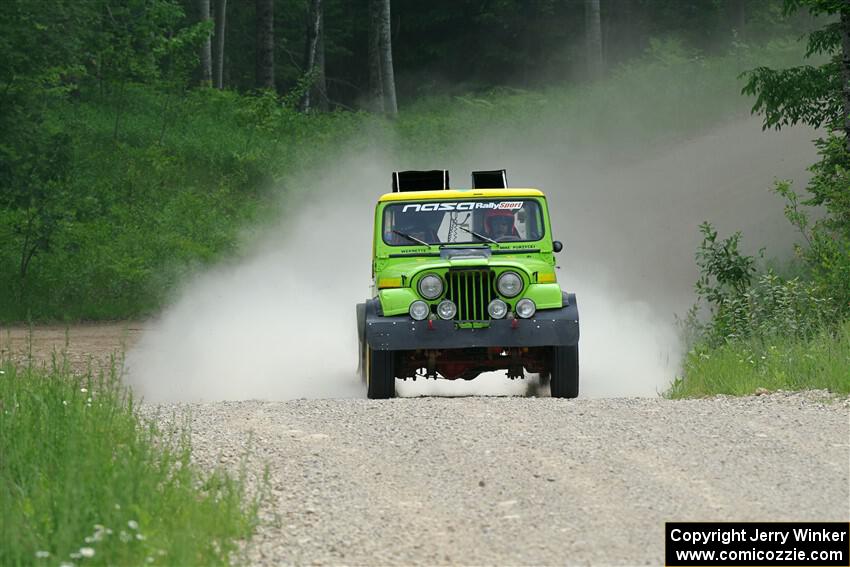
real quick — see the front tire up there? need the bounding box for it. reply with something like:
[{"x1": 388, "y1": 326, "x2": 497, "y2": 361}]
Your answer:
[
  {"x1": 550, "y1": 345, "x2": 579, "y2": 398},
  {"x1": 366, "y1": 346, "x2": 396, "y2": 399}
]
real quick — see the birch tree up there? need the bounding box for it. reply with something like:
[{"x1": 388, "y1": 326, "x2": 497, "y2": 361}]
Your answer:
[
  {"x1": 301, "y1": 0, "x2": 328, "y2": 111},
  {"x1": 367, "y1": 0, "x2": 384, "y2": 112},
  {"x1": 378, "y1": 0, "x2": 397, "y2": 115},
  {"x1": 198, "y1": 0, "x2": 212, "y2": 86},
  {"x1": 367, "y1": 0, "x2": 397, "y2": 114},
  {"x1": 213, "y1": 0, "x2": 227, "y2": 89}
]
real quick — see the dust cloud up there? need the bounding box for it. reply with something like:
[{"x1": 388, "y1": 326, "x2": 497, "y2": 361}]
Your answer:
[{"x1": 126, "y1": 118, "x2": 817, "y2": 401}]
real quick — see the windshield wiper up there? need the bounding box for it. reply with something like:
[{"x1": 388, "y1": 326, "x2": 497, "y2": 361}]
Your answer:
[
  {"x1": 392, "y1": 230, "x2": 429, "y2": 246},
  {"x1": 457, "y1": 226, "x2": 499, "y2": 246}
]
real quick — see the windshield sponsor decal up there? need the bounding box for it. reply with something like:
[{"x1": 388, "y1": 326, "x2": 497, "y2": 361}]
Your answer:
[{"x1": 401, "y1": 201, "x2": 524, "y2": 213}]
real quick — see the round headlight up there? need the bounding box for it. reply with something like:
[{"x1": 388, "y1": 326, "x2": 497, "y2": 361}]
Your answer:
[
  {"x1": 418, "y1": 274, "x2": 443, "y2": 299},
  {"x1": 497, "y1": 271, "x2": 523, "y2": 298},
  {"x1": 488, "y1": 299, "x2": 508, "y2": 319},
  {"x1": 515, "y1": 298, "x2": 536, "y2": 319},
  {"x1": 436, "y1": 300, "x2": 457, "y2": 320},
  {"x1": 409, "y1": 300, "x2": 430, "y2": 321}
]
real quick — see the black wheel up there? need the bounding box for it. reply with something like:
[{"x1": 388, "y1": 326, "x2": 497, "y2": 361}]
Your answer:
[
  {"x1": 366, "y1": 346, "x2": 396, "y2": 399},
  {"x1": 550, "y1": 345, "x2": 579, "y2": 398}
]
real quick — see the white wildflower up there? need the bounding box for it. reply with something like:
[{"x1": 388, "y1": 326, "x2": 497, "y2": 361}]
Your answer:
[
  {"x1": 70, "y1": 552, "x2": 82, "y2": 559},
  {"x1": 35, "y1": 551, "x2": 50, "y2": 558},
  {"x1": 114, "y1": 503, "x2": 121, "y2": 510},
  {"x1": 119, "y1": 530, "x2": 132, "y2": 543},
  {"x1": 84, "y1": 536, "x2": 94, "y2": 543},
  {"x1": 63, "y1": 400, "x2": 69, "y2": 406},
  {"x1": 79, "y1": 548, "x2": 95, "y2": 558},
  {"x1": 0, "y1": 370, "x2": 5, "y2": 374},
  {"x1": 59, "y1": 562, "x2": 74, "y2": 567},
  {"x1": 146, "y1": 557, "x2": 155, "y2": 564},
  {"x1": 127, "y1": 520, "x2": 139, "y2": 530},
  {"x1": 80, "y1": 388, "x2": 88, "y2": 393},
  {"x1": 136, "y1": 533, "x2": 146, "y2": 541}
]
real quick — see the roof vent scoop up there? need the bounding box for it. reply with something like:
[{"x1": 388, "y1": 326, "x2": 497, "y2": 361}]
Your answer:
[
  {"x1": 471, "y1": 169, "x2": 507, "y2": 189},
  {"x1": 392, "y1": 170, "x2": 450, "y2": 192}
]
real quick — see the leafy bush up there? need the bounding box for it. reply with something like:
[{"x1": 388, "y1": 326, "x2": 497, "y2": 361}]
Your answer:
[
  {"x1": 689, "y1": 221, "x2": 844, "y2": 347},
  {"x1": 774, "y1": 178, "x2": 850, "y2": 321}
]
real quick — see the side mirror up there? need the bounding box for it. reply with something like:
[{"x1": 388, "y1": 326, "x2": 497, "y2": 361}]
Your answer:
[{"x1": 552, "y1": 240, "x2": 563, "y2": 253}]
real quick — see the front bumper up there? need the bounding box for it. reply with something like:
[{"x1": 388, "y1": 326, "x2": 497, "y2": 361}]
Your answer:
[{"x1": 361, "y1": 293, "x2": 579, "y2": 351}]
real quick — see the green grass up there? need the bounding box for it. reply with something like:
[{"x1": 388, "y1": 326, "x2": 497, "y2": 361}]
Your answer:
[
  {"x1": 0, "y1": 356, "x2": 259, "y2": 565},
  {"x1": 667, "y1": 319, "x2": 850, "y2": 398}
]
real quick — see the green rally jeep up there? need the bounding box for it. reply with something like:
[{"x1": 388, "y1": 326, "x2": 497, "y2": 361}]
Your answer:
[{"x1": 356, "y1": 169, "x2": 579, "y2": 399}]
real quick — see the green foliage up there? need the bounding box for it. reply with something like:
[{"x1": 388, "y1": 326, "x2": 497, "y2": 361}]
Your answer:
[
  {"x1": 742, "y1": 63, "x2": 842, "y2": 130},
  {"x1": 668, "y1": 318, "x2": 850, "y2": 397},
  {"x1": 0, "y1": 356, "x2": 258, "y2": 565},
  {"x1": 688, "y1": 222, "x2": 840, "y2": 346},
  {"x1": 774, "y1": 179, "x2": 850, "y2": 317},
  {"x1": 695, "y1": 221, "x2": 758, "y2": 308},
  {"x1": 675, "y1": 0, "x2": 850, "y2": 398},
  {"x1": 0, "y1": 37, "x2": 817, "y2": 321},
  {"x1": 742, "y1": 0, "x2": 848, "y2": 129},
  {"x1": 741, "y1": 0, "x2": 849, "y2": 230}
]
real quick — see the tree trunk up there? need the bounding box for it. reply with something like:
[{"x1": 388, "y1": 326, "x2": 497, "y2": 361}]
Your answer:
[
  {"x1": 315, "y1": 18, "x2": 328, "y2": 111},
  {"x1": 367, "y1": 0, "x2": 384, "y2": 112},
  {"x1": 378, "y1": 0, "x2": 397, "y2": 115},
  {"x1": 213, "y1": 0, "x2": 227, "y2": 89},
  {"x1": 198, "y1": 0, "x2": 212, "y2": 86},
  {"x1": 255, "y1": 0, "x2": 275, "y2": 90},
  {"x1": 301, "y1": 0, "x2": 327, "y2": 112},
  {"x1": 841, "y1": 3, "x2": 850, "y2": 153},
  {"x1": 585, "y1": 0, "x2": 603, "y2": 79}
]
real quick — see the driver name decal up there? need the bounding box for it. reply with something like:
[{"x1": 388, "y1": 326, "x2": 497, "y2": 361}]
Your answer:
[{"x1": 401, "y1": 201, "x2": 523, "y2": 213}]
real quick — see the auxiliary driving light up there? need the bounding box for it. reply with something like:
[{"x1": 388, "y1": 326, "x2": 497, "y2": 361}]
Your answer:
[
  {"x1": 488, "y1": 299, "x2": 508, "y2": 319},
  {"x1": 436, "y1": 300, "x2": 457, "y2": 320},
  {"x1": 409, "y1": 300, "x2": 430, "y2": 321},
  {"x1": 418, "y1": 274, "x2": 444, "y2": 299},
  {"x1": 515, "y1": 298, "x2": 536, "y2": 319},
  {"x1": 496, "y1": 271, "x2": 522, "y2": 298}
]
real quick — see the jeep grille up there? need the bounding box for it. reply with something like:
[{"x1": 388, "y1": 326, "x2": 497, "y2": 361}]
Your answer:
[{"x1": 446, "y1": 269, "x2": 495, "y2": 321}]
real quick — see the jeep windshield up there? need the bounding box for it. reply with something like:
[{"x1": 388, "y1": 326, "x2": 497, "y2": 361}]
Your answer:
[{"x1": 382, "y1": 198, "x2": 545, "y2": 246}]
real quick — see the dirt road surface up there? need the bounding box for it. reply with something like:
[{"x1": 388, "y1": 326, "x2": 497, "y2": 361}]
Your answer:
[
  {"x1": 1, "y1": 322, "x2": 144, "y2": 370},
  {"x1": 5, "y1": 324, "x2": 849, "y2": 565}
]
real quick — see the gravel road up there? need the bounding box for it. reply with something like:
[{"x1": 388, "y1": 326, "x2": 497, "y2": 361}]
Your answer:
[
  {"x1": 153, "y1": 392, "x2": 849, "y2": 566},
  {"x1": 5, "y1": 325, "x2": 848, "y2": 564}
]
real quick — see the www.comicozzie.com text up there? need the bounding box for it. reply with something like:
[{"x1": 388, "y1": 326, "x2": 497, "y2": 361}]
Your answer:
[{"x1": 670, "y1": 527, "x2": 848, "y2": 546}]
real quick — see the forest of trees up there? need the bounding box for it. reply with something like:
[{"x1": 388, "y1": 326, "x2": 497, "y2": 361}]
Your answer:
[
  {"x1": 0, "y1": 0, "x2": 804, "y2": 114},
  {"x1": 187, "y1": 0, "x2": 797, "y2": 109},
  {"x1": 0, "y1": 0, "x2": 847, "y2": 334}
]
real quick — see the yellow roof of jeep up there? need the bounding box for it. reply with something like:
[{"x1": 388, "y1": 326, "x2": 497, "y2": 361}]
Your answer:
[{"x1": 378, "y1": 188, "x2": 544, "y2": 202}]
